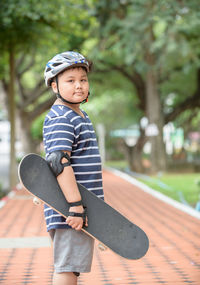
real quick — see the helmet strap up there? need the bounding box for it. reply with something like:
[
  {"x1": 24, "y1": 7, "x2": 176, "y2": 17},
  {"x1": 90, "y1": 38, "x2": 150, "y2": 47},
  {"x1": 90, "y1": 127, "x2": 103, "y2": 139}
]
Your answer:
[{"x1": 55, "y1": 76, "x2": 89, "y2": 105}]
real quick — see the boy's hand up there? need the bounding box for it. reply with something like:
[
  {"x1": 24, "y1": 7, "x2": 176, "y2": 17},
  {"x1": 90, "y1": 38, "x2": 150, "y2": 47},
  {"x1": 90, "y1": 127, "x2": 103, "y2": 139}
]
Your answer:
[{"x1": 66, "y1": 205, "x2": 88, "y2": 231}]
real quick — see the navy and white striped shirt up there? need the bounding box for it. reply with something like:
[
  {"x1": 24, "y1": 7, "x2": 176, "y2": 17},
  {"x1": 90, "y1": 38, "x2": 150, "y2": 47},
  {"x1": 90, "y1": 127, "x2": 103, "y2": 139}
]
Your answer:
[{"x1": 43, "y1": 105, "x2": 104, "y2": 231}]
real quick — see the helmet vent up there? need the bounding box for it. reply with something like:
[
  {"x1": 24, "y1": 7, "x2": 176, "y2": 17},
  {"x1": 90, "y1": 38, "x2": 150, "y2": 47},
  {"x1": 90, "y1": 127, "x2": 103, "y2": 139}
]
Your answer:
[{"x1": 53, "y1": 62, "x2": 62, "y2": 67}]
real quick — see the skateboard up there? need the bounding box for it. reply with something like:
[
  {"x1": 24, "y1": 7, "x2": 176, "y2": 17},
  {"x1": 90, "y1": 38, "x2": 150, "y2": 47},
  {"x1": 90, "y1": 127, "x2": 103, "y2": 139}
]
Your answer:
[{"x1": 18, "y1": 153, "x2": 149, "y2": 260}]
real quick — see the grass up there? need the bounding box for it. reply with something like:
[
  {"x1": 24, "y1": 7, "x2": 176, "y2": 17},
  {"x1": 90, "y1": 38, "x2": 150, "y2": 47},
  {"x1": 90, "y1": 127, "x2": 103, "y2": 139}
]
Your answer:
[
  {"x1": 105, "y1": 160, "x2": 128, "y2": 170},
  {"x1": 105, "y1": 160, "x2": 200, "y2": 207},
  {"x1": 138, "y1": 173, "x2": 200, "y2": 207}
]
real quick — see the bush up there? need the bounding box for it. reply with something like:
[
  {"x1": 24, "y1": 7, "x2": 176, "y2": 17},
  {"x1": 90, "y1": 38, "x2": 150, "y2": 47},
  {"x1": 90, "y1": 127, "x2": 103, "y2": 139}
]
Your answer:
[{"x1": 0, "y1": 182, "x2": 5, "y2": 199}]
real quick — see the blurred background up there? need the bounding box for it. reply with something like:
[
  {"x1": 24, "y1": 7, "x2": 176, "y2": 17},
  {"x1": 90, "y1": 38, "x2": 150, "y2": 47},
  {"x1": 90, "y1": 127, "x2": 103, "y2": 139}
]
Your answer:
[{"x1": 0, "y1": 0, "x2": 200, "y2": 209}]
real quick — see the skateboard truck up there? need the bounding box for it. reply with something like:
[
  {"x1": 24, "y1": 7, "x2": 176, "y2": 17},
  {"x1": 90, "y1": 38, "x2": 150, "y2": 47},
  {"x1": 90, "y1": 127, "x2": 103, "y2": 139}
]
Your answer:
[{"x1": 33, "y1": 197, "x2": 42, "y2": 205}]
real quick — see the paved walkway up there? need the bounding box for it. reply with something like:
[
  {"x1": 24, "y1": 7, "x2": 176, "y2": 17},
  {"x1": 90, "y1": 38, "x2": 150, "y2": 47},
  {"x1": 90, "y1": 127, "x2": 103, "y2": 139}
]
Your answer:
[{"x1": 0, "y1": 170, "x2": 200, "y2": 284}]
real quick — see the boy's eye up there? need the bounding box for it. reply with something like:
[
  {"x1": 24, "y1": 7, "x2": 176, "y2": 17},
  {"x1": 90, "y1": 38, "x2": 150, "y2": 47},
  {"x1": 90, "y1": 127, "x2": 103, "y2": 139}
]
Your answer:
[{"x1": 66, "y1": 78, "x2": 87, "y2": 83}]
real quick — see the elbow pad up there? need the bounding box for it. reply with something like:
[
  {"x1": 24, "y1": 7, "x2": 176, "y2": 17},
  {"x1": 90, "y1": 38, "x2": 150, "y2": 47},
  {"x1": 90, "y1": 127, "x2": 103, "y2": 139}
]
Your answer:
[{"x1": 46, "y1": 150, "x2": 71, "y2": 177}]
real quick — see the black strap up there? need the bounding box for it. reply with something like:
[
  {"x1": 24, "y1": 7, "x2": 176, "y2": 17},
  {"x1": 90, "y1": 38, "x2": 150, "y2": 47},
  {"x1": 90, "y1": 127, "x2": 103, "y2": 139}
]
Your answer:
[
  {"x1": 68, "y1": 212, "x2": 85, "y2": 217},
  {"x1": 68, "y1": 200, "x2": 83, "y2": 207},
  {"x1": 68, "y1": 207, "x2": 87, "y2": 227},
  {"x1": 62, "y1": 161, "x2": 71, "y2": 167}
]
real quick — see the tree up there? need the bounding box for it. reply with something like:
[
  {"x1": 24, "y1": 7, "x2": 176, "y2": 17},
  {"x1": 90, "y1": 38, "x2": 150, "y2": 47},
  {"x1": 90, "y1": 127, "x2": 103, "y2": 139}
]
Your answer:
[
  {"x1": 0, "y1": 0, "x2": 70, "y2": 188},
  {"x1": 1, "y1": 0, "x2": 97, "y2": 155},
  {"x1": 88, "y1": 0, "x2": 200, "y2": 173}
]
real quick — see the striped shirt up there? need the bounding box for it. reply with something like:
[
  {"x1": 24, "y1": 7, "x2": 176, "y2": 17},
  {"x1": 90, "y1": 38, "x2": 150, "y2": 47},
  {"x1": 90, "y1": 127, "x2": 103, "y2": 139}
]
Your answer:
[{"x1": 43, "y1": 105, "x2": 104, "y2": 231}]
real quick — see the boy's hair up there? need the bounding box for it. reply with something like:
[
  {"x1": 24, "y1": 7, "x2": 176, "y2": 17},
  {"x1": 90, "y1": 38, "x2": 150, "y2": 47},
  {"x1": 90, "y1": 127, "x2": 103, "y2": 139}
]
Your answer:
[{"x1": 44, "y1": 51, "x2": 92, "y2": 87}]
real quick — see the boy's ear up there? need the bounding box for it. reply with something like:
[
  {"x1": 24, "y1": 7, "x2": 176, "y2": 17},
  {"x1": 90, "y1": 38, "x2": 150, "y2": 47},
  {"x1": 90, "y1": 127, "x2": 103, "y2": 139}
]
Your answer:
[{"x1": 51, "y1": 81, "x2": 58, "y2": 93}]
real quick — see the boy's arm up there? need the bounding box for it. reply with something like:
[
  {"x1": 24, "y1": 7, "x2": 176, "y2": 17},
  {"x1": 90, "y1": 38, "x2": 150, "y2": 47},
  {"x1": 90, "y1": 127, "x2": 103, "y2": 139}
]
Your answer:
[{"x1": 56, "y1": 150, "x2": 87, "y2": 231}]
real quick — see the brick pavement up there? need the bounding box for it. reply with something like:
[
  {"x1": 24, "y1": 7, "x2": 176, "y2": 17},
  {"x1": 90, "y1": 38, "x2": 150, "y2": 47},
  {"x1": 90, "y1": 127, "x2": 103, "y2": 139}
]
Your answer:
[{"x1": 0, "y1": 170, "x2": 200, "y2": 284}]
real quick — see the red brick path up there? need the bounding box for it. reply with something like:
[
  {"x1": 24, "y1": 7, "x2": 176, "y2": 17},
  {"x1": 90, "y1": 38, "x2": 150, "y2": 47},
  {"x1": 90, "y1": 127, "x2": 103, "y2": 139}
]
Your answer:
[{"x1": 0, "y1": 170, "x2": 200, "y2": 284}]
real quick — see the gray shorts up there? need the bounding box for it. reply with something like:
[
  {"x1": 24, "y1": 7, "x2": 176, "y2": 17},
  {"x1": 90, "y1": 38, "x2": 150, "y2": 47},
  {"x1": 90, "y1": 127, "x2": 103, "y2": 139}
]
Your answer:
[{"x1": 49, "y1": 228, "x2": 94, "y2": 274}]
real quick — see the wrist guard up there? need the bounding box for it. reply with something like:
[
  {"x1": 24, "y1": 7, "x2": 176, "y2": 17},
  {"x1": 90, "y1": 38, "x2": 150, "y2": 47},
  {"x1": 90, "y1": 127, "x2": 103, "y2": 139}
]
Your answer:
[
  {"x1": 68, "y1": 200, "x2": 83, "y2": 207},
  {"x1": 68, "y1": 207, "x2": 87, "y2": 227}
]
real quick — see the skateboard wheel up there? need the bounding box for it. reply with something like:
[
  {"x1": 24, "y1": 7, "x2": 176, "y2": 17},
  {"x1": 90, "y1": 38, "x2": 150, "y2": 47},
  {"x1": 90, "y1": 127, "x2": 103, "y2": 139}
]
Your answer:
[
  {"x1": 98, "y1": 243, "x2": 107, "y2": 251},
  {"x1": 33, "y1": 197, "x2": 41, "y2": 205}
]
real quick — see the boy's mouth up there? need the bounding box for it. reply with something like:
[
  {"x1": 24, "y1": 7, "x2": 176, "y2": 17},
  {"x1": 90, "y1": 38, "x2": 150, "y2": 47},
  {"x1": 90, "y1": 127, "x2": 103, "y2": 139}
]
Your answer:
[{"x1": 74, "y1": 92, "x2": 83, "y2": 95}]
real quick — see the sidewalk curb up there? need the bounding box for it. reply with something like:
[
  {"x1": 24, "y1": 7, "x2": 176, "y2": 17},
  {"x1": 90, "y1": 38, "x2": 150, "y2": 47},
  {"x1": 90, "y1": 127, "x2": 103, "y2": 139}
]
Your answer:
[
  {"x1": 0, "y1": 237, "x2": 51, "y2": 248},
  {"x1": 106, "y1": 167, "x2": 200, "y2": 220}
]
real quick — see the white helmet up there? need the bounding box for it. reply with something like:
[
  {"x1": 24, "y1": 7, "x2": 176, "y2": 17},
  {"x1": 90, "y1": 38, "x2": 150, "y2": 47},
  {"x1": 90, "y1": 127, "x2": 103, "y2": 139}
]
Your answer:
[{"x1": 44, "y1": 51, "x2": 90, "y2": 87}]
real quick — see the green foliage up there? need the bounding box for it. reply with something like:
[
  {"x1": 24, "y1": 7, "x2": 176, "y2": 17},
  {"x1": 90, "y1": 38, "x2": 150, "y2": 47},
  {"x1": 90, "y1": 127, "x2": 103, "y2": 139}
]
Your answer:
[
  {"x1": 83, "y1": 70, "x2": 142, "y2": 132},
  {"x1": 92, "y1": 0, "x2": 200, "y2": 68},
  {"x1": 0, "y1": 0, "x2": 58, "y2": 50},
  {"x1": 84, "y1": 90, "x2": 140, "y2": 130},
  {"x1": 0, "y1": 0, "x2": 98, "y2": 151},
  {"x1": 0, "y1": 0, "x2": 93, "y2": 77},
  {"x1": 89, "y1": 0, "x2": 200, "y2": 128},
  {"x1": 31, "y1": 112, "x2": 47, "y2": 141}
]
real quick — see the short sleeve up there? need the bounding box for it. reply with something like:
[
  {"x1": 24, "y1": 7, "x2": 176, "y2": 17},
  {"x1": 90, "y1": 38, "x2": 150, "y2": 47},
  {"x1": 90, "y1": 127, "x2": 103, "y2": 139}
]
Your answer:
[{"x1": 43, "y1": 116, "x2": 75, "y2": 154}]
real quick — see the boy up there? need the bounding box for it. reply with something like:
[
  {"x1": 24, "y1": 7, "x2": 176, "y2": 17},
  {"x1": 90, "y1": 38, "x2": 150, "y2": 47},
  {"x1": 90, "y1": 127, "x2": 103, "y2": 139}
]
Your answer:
[{"x1": 43, "y1": 51, "x2": 104, "y2": 285}]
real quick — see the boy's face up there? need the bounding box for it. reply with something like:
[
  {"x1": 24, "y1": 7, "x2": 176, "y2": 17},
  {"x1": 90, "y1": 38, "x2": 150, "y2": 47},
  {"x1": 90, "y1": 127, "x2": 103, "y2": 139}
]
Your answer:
[{"x1": 52, "y1": 67, "x2": 89, "y2": 104}]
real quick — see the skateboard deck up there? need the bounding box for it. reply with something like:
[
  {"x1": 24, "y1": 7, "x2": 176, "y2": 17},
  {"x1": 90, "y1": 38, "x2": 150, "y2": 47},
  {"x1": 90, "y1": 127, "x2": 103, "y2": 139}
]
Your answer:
[{"x1": 18, "y1": 154, "x2": 149, "y2": 260}]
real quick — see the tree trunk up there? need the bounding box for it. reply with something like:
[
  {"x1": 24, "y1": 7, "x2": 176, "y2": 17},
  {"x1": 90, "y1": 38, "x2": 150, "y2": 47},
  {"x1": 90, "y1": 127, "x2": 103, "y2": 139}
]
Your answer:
[
  {"x1": 132, "y1": 128, "x2": 148, "y2": 172},
  {"x1": 145, "y1": 58, "x2": 166, "y2": 173},
  {"x1": 124, "y1": 129, "x2": 147, "y2": 172},
  {"x1": 17, "y1": 109, "x2": 38, "y2": 154},
  {"x1": 8, "y1": 47, "x2": 17, "y2": 189}
]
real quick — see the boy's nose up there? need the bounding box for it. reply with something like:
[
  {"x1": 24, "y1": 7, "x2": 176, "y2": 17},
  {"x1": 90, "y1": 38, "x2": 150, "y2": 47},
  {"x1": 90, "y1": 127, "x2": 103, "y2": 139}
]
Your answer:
[{"x1": 75, "y1": 81, "x2": 81, "y2": 88}]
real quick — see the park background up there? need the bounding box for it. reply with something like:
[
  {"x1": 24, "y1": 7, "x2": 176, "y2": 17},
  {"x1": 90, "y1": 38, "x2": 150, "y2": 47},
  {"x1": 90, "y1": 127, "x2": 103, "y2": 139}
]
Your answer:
[{"x1": 0, "y1": 0, "x2": 200, "y2": 210}]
